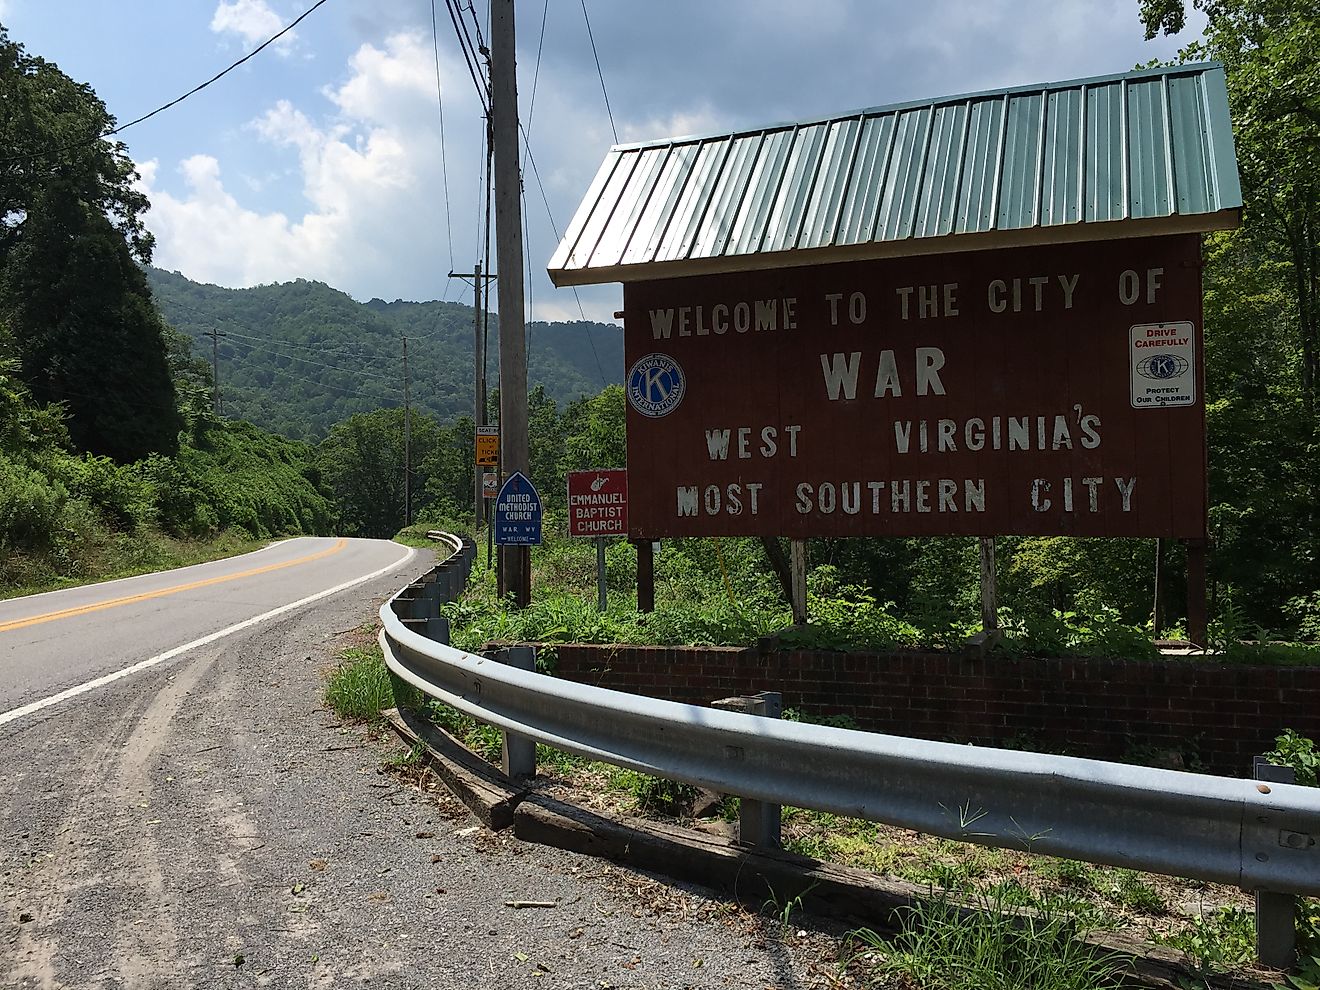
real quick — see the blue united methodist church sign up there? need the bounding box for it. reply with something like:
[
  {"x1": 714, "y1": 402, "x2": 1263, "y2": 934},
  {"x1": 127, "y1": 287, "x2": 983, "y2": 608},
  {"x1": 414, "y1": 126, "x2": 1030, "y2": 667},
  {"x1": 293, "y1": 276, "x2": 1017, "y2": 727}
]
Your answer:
[{"x1": 493, "y1": 471, "x2": 543, "y2": 546}]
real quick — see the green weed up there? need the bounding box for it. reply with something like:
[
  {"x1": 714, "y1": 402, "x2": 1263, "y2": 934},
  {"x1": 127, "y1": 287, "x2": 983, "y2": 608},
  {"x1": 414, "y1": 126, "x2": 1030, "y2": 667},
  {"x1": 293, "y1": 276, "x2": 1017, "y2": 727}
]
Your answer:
[
  {"x1": 1157, "y1": 906, "x2": 1255, "y2": 971},
  {"x1": 852, "y1": 890, "x2": 1128, "y2": 990},
  {"x1": 426, "y1": 701, "x2": 503, "y2": 763},
  {"x1": 324, "y1": 648, "x2": 394, "y2": 722},
  {"x1": 1264, "y1": 729, "x2": 1319, "y2": 786}
]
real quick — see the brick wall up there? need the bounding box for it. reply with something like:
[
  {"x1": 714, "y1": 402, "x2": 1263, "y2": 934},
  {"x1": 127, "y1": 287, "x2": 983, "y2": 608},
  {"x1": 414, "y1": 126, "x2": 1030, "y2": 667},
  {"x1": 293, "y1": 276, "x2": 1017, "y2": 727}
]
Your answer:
[{"x1": 544, "y1": 644, "x2": 1320, "y2": 776}]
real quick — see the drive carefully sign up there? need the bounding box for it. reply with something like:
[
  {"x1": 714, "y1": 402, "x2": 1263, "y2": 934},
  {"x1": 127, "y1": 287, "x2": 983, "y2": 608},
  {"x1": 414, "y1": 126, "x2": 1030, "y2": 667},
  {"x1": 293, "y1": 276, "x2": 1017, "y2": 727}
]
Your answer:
[
  {"x1": 493, "y1": 471, "x2": 543, "y2": 545},
  {"x1": 567, "y1": 470, "x2": 628, "y2": 538}
]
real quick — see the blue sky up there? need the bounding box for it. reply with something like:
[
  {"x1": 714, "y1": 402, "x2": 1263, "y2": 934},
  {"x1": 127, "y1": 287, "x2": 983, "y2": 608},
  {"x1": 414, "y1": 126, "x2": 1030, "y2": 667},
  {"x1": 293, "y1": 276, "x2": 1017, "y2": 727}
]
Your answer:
[{"x1": 1, "y1": 0, "x2": 1205, "y2": 323}]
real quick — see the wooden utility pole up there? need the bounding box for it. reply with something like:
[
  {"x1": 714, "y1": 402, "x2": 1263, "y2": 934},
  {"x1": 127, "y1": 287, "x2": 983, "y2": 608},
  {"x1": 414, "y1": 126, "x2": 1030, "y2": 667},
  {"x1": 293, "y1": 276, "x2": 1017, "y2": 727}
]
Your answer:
[
  {"x1": 472, "y1": 261, "x2": 486, "y2": 529},
  {"x1": 403, "y1": 335, "x2": 412, "y2": 529},
  {"x1": 451, "y1": 262, "x2": 497, "y2": 533},
  {"x1": 205, "y1": 328, "x2": 226, "y2": 414},
  {"x1": 491, "y1": 0, "x2": 530, "y2": 607}
]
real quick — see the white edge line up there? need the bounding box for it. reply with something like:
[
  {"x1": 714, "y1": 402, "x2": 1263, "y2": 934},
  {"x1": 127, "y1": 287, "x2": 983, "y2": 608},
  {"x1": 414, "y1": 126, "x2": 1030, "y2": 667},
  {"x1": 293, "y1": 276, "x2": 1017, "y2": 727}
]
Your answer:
[{"x1": 0, "y1": 543, "x2": 418, "y2": 729}]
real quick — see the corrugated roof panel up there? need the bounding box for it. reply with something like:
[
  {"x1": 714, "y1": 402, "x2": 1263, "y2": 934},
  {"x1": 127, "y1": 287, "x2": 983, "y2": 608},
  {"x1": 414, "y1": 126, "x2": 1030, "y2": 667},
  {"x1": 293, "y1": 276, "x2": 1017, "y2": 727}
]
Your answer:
[
  {"x1": 1127, "y1": 77, "x2": 1173, "y2": 218},
  {"x1": 726, "y1": 128, "x2": 794, "y2": 256},
  {"x1": 913, "y1": 103, "x2": 968, "y2": 238},
  {"x1": 798, "y1": 117, "x2": 862, "y2": 250},
  {"x1": 875, "y1": 107, "x2": 933, "y2": 241},
  {"x1": 762, "y1": 123, "x2": 829, "y2": 253},
  {"x1": 1201, "y1": 65, "x2": 1243, "y2": 209},
  {"x1": 835, "y1": 114, "x2": 897, "y2": 245},
  {"x1": 688, "y1": 134, "x2": 763, "y2": 259},
  {"x1": 1040, "y1": 87, "x2": 1083, "y2": 226},
  {"x1": 997, "y1": 92, "x2": 1045, "y2": 230},
  {"x1": 550, "y1": 63, "x2": 1242, "y2": 286},
  {"x1": 955, "y1": 97, "x2": 1005, "y2": 234},
  {"x1": 1167, "y1": 73, "x2": 1212, "y2": 215},
  {"x1": 1084, "y1": 82, "x2": 1125, "y2": 222},
  {"x1": 653, "y1": 140, "x2": 732, "y2": 263},
  {"x1": 620, "y1": 143, "x2": 701, "y2": 266},
  {"x1": 560, "y1": 150, "x2": 637, "y2": 270},
  {"x1": 585, "y1": 146, "x2": 669, "y2": 269}
]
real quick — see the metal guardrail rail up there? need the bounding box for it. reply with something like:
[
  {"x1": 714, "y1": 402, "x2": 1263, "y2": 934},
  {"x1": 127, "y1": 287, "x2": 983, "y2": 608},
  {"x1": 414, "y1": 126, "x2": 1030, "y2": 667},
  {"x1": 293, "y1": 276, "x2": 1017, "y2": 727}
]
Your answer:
[{"x1": 381, "y1": 536, "x2": 1320, "y2": 904}]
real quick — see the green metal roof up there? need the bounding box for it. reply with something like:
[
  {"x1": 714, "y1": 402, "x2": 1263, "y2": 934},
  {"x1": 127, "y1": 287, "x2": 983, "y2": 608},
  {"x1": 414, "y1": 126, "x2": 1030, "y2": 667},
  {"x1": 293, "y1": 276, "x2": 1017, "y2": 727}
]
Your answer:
[{"x1": 547, "y1": 63, "x2": 1241, "y2": 287}]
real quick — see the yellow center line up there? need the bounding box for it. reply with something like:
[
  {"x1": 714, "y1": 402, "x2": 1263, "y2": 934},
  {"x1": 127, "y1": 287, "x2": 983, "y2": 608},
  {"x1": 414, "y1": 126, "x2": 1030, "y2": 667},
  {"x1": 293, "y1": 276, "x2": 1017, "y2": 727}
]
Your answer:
[{"x1": 0, "y1": 538, "x2": 349, "y2": 635}]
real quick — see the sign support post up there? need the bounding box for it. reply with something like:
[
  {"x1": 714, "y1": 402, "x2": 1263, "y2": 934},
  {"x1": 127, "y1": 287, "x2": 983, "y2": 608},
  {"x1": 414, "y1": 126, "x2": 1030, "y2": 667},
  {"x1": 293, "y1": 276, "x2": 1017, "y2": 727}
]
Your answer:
[
  {"x1": 789, "y1": 539, "x2": 807, "y2": 625},
  {"x1": 1186, "y1": 539, "x2": 1208, "y2": 647},
  {"x1": 980, "y1": 537, "x2": 998, "y2": 632},
  {"x1": 596, "y1": 538, "x2": 607, "y2": 612},
  {"x1": 637, "y1": 541, "x2": 655, "y2": 613}
]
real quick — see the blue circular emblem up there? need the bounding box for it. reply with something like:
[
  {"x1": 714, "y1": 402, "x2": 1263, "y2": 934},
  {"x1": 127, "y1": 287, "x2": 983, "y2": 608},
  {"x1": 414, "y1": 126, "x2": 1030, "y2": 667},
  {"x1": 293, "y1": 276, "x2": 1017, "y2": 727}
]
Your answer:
[
  {"x1": 1137, "y1": 354, "x2": 1189, "y2": 381},
  {"x1": 627, "y1": 352, "x2": 685, "y2": 418}
]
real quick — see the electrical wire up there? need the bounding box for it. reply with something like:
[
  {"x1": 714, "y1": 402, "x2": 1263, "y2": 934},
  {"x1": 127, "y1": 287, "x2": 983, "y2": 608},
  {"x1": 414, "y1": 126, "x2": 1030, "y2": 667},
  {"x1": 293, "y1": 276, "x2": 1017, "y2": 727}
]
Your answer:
[
  {"x1": 223, "y1": 338, "x2": 396, "y2": 381},
  {"x1": 520, "y1": 0, "x2": 550, "y2": 174},
  {"x1": 517, "y1": 134, "x2": 609, "y2": 388},
  {"x1": 579, "y1": 0, "x2": 618, "y2": 144},
  {"x1": 518, "y1": 131, "x2": 609, "y2": 388},
  {"x1": 429, "y1": 0, "x2": 456, "y2": 278},
  {"x1": 0, "y1": 0, "x2": 334, "y2": 167},
  {"x1": 444, "y1": 0, "x2": 489, "y2": 114}
]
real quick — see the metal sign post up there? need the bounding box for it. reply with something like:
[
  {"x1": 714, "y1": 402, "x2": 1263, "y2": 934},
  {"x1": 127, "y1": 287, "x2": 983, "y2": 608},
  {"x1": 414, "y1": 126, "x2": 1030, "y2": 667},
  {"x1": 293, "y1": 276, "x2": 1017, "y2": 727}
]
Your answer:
[{"x1": 567, "y1": 470, "x2": 628, "y2": 613}]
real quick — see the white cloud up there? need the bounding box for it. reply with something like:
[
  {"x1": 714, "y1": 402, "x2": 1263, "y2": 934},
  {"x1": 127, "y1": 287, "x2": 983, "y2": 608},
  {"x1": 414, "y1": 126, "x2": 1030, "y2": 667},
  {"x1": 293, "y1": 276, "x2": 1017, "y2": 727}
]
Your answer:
[
  {"x1": 141, "y1": 0, "x2": 1205, "y2": 325},
  {"x1": 140, "y1": 32, "x2": 471, "y2": 302},
  {"x1": 210, "y1": 0, "x2": 293, "y2": 51}
]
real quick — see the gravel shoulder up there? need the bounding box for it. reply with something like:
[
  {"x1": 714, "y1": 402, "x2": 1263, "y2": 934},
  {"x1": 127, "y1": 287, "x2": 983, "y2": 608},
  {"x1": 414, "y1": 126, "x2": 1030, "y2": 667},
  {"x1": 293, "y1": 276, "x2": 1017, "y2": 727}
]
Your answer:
[{"x1": 1, "y1": 553, "x2": 849, "y2": 989}]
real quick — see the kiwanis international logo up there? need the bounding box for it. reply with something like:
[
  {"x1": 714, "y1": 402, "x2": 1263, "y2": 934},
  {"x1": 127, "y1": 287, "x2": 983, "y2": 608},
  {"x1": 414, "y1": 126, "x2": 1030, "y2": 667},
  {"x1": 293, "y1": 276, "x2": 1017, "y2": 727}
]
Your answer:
[{"x1": 627, "y1": 353, "x2": 685, "y2": 418}]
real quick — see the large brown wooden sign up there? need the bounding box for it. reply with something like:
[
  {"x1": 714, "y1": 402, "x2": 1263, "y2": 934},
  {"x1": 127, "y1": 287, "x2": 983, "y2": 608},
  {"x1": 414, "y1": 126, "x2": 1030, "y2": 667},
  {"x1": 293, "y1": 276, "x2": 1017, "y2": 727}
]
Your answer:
[{"x1": 622, "y1": 234, "x2": 1205, "y2": 540}]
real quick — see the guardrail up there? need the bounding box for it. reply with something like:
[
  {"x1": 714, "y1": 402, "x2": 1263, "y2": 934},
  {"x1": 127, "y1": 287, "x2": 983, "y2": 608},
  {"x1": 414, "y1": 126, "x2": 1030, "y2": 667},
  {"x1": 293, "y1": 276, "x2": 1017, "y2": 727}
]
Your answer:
[{"x1": 380, "y1": 534, "x2": 1320, "y2": 967}]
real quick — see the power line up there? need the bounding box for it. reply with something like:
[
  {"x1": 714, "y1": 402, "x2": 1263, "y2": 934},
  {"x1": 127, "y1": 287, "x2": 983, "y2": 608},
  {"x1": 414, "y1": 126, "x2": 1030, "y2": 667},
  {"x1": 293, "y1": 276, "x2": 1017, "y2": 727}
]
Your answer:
[
  {"x1": 518, "y1": 134, "x2": 609, "y2": 388},
  {"x1": 579, "y1": 0, "x2": 618, "y2": 144},
  {"x1": 429, "y1": 0, "x2": 456, "y2": 275},
  {"x1": 223, "y1": 337, "x2": 396, "y2": 382},
  {"x1": 444, "y1": 0, "x2": 489, "y2": 113},
  {"x1": 519, "y1": 0, "x2": 550, "y2": 174},
  {"x1": 259, "y1": 365, "x2": 395, "y2": 403},
  {"x1": 0, "y1": 0, "x2": 334, "y2": 167}
]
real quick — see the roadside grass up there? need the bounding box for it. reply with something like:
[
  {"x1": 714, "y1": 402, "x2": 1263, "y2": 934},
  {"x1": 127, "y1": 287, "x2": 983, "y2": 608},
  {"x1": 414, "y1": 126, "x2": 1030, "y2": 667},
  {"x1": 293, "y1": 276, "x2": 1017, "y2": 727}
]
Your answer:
[
  {"x1": 0, "y1": 527, "x2": 268, "y2": 600},
  {"x1": 849, "y1": 889, "x2": 1130, "y2": 990},
  {"x1": 340, "y1": 656, "x2": 1320, "y2": 983},
  {"x1": 324, "y1": 646, "x2": 395, "y2": 722},
  {"x1": 413, "y1": 695, "x2": 1285, "y2": 977}
]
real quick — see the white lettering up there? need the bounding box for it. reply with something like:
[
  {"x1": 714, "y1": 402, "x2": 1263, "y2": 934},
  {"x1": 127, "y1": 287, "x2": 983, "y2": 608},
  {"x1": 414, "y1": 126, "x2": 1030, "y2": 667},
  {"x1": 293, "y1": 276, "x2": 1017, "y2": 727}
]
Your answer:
[{"x1": 821, "y1": 351, "x2": 861, "y2": 400}]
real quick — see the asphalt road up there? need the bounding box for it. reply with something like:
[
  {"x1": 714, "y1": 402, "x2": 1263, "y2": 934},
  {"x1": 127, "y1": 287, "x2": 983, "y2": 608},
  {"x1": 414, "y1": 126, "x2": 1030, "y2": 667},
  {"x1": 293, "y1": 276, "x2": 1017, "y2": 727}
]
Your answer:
[
  {"x1": 0, "y1": 537, "x2": 415, "y2": 722},
  {"x1": 0, "y1": 538, "x2": 845, "y2": 989}
]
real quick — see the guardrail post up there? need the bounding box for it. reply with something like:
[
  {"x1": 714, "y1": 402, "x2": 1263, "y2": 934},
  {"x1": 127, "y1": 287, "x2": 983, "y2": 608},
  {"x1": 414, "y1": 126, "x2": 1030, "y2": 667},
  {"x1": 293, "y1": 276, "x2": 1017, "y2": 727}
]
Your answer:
[
  {"x1": 423, "y1": 616, "x2": 450, "y2": 644},
  {"x1": 494, "y1": 646, "x2": 537, "y2": 779},
  {"x1": 712, "y1": 691, "x2": 782, "y2": 849},
  {"x1": 1253, "y1": 756, "x2": 1297, "y2": 970}
]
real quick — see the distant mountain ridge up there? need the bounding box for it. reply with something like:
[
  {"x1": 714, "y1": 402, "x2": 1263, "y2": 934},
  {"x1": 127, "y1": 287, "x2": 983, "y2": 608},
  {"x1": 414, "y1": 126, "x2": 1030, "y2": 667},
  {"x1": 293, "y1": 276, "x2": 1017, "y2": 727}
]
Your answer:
[{"x1": 146, "y1": 267, "x2": 623, "y2": 441}]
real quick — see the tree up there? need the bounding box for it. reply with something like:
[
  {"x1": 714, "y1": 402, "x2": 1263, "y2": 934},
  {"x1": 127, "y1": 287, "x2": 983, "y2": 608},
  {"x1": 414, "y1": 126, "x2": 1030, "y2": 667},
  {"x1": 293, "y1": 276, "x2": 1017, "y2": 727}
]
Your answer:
[
  {"x1": 0, "y1": 27, "x2": 179, "y2": 461},
  {"x1": 1140, "y1": 0, "x2": 1320, "y2": 410},
  {"x1": 1136, "y1": 1, "x2": 1320, "y2": 630},
  {"x1": 318, "y1": 408, "x2": 441, "y2": 537}
]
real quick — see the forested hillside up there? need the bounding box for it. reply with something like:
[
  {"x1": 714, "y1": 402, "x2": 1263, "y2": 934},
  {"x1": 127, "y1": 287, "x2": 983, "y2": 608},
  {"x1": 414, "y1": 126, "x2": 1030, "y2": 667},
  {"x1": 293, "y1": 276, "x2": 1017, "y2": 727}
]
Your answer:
[
  {"x1": 147, "y1": 268, "x2": 623, "y2": 440},
  {"x1": 0, "y1": 28, "x2": 330, "y2": 594}
]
